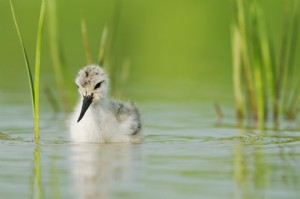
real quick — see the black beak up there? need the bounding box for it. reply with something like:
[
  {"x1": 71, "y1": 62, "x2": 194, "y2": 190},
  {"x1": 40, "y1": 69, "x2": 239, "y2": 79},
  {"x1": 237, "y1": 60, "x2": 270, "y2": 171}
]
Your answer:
[{"x1": 77, "y1": 95, "x2": 93, "y2": 122}]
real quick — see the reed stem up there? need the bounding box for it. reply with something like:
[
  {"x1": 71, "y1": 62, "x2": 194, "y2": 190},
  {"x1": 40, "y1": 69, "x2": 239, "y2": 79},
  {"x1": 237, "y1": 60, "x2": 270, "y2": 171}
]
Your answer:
[
  {"x1": 232, "y1": 24, "x2": 244, "y2": 125},
  {"x1": 33, "y1": 0, "x2": 46, "y2": 143},
  {"x1": 81, "y1": 14, "x2": 92, "y2": 65},
  {"x1": 232, "y1": 0, "x2": 299, "y2": 129},
  {"x1": 10, "y1": 0, "x2": 45, "y2": 143}
]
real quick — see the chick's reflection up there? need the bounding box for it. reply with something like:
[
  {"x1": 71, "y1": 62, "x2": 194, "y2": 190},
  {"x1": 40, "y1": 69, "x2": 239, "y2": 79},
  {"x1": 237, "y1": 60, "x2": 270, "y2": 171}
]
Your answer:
[{"x1": 70, "y1": 144, "x2": 134, "y2": 199}]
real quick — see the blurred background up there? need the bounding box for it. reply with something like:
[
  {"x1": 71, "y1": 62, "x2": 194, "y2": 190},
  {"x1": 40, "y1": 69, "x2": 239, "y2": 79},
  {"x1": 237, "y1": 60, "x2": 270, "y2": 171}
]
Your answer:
[{"x1": 1, "y1": 0, "x2": 295, "y2": 111}]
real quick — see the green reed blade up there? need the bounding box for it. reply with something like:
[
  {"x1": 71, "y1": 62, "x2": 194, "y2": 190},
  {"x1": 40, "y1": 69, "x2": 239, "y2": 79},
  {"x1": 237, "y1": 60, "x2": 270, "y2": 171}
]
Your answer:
[
  {"x1": 281, "y1": 1, "x2": 297, "y2": 116},
  {"x1": 236, "y1": 0, "x2": 258, "y2": 121},
  {"x1": 274, "y1": 2, "x2": 292, "y2": 123},
  {"x1": 33, "y1": 0, "x2": 46, "y2": 143},
  {"x1": 258, "y1": 12, "x2": 276, "y2": 124},
  {"x1": 286, "y1": 0, "x2": 300, "y2": 117},
  {"x1": 9, "y1": 0, "x2": 35, "y2": 116},
  {"x1": 47, "y1": 0, "x2": 70, "y2": 112},
  {"x1": 253, "y1": 58, "x2": 265, "y2": 130},
  {"x1": 107, "y1": 0, "x2": 122, "y2": 96},
  {"x1": 232, "y1": 24, "x2": 244, "y2": 125},
  {"x1": 81, "y1": 14, "x2": 92, "y2": 65},
  {"x1": 258, "y1": 13, "x2": 275, "y2": 109},
  {"x1": 98, "y1": 26, "x2": 108, "y2": 67},
  {"x1": 251, "y1": 2, "x2": 267, "y2": 129}
]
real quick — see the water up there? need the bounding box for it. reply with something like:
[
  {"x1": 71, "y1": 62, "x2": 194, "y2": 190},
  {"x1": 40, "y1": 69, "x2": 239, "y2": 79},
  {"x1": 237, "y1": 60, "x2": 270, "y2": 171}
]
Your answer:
[{"x1": 0, "y1": 95, "x2": 299, "y2": 199}]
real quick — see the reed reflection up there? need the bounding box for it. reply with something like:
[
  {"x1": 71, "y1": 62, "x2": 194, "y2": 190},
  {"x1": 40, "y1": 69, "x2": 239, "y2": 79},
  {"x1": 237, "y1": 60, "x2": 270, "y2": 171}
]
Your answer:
[
  {"x1": 233, "y1": 134, "x2": 300, "y2": 199},
  {"x1": 30, "y1": 145, "x2": 44, "y2": 199}
]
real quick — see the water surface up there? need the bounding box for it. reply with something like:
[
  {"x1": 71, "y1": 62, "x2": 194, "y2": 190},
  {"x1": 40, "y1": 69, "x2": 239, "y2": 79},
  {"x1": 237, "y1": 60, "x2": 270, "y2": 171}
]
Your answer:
[{"x1": 0, "y1": 97, "x2": 299, "y2": 199}]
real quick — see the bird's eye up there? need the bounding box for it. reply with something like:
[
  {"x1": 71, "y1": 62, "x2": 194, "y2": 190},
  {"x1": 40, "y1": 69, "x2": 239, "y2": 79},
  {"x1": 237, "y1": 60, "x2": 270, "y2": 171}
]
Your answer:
[{"x1": 94, "y1": 81, "x2": 103, "y2": 90}]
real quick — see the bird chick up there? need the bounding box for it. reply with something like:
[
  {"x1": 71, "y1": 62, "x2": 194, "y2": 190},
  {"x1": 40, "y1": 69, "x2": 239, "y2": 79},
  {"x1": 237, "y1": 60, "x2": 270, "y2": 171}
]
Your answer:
[{"x1": 69, "y1": 65, "x2": 142, "y2": 143}]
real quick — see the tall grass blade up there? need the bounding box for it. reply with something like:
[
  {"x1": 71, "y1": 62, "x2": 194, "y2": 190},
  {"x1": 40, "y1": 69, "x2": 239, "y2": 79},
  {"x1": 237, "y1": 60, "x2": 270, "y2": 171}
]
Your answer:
[
  {"x1": 81, "y1": 13, "x2": 92, "y2": 65},
  {"x1": 250, "y1": 2, "x2": 267, "y2": 129},
  {"x1": 98, "y1": 26, "x2": 108, "y2": 67},
  {"x1": 266, "y1": 37, "x2": 278, "y2": 127},
  {"x1": 281, "y1": 2, "x2": 296, "y2": 116},
  {"x1": 286, "y1": 0, "x2": 300, "y2": 118},
  {"x1": 274, "y1": 2, "x2": 292, "y2": 125},
  {"x1": 232, "y1": 24, "x2": 244, "y2": 125},
  {"x1": 107, "y1": 0, "x2": 122, "y2": 96},
  {"x1": 47, "y1": 0, "x2": 70, "y2": 112},
  {"x1": 33, "y1": 0, "x2": 46, "y2": 143},
  {"x1": 9, "y1": 0, "x2": 35, "y2": 117},
  {"x1": 258, "y1": 12, "x2": 276, "y2": 121},
  {"x1": 236, "y1": 0, "x2": 258, "y2": 122}
]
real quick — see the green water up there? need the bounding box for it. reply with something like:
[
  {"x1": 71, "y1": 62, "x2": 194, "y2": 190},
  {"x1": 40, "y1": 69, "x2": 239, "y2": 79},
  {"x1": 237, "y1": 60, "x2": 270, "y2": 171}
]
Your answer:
[{"x1": 1, "y1": 0, "x2": 300, "y2": 198}]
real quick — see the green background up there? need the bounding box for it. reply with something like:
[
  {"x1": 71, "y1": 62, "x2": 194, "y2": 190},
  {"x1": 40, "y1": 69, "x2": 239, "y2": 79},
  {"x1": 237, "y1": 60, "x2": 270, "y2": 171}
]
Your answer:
[{"x1": 1, "y1": 0, "x2": 296, "y2": 105}]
